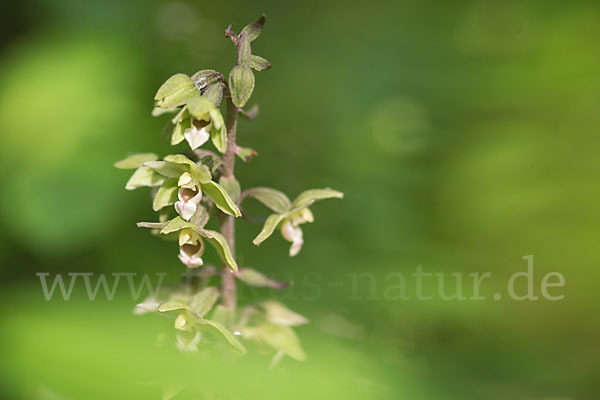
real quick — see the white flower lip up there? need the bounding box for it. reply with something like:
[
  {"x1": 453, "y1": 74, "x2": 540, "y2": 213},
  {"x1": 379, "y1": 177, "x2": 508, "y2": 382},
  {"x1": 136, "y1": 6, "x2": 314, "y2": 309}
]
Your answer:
[
  {"x1": 175, "y1": 201, "x2": 197, "y2": 221},
  {"x1": 178, "y1": 229, "x2": 204, "y2": 268},
  {"x1": 175, "y1": 187, "x2": 203, "y2": 221},
  {"x1": 281, "y1": 220, "x2": 304, "y2": 257},
  {"x1": 184, "y1": 120, "x2": 211, "y2": 150}
]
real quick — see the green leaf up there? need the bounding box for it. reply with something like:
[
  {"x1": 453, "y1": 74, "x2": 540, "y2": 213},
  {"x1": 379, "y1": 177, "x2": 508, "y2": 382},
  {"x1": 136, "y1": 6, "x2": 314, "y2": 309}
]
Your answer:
[
  {"x1": 252, "y1": 213, "x2": 285, "y2": 246},
  {"x1": 162, "y1": 154, "x2": 196, "y2": 166},
  {"x1": 152, "y1": 178, "x2": 179, "y2": 211},
  {"x1": 198, "y1": 228, "x2": 238, "y2": 272},
  {"x1": 171, "y1": 106, "x2": 189, "y2": 124},
  {"x1": 229, "y1": 66, "x2": 255, "y2": 108},
  {"x1": 210, "y1": 305, "x2": 235, "y2": 329},
  {"x1": 188, "y1": 287, "x2": 220, "y2": 317},
  {"x1": 218, "y1": 176, "x2": 241, "y2": 204},
  {"x1": 204, "y1": 83, "x2": 224, "y2": 106},
  {"x1": 160, "y1": 216, "x2": 195, "y2": 234},
  {"x1": 154, "y1": 74, "x2": 198, "y2": 109},
  {"x1": 115, "y1": 153, "x2": 158, "y2": 169},
  {"x1": 235, "y1": 146, "x2": 258, "y2": 162},
  {"x1": 136, "y1": 221, "x2": 167, "y2": 229},
  {"x1": 186, "y1": 95, "x2": 213, "y2": 120},
  {"x1": 158, "y1": 299, "x2": 190, "y2": 312},
  {"x1": 209, "y1": 108, "x2": 227, "y2": 153},
  {"x1": 151, "y1": 107, "x2": 178, "y2": 117},
  {"x1": 125, "y1": 167, "x2": 165, "y2": 190},
  {"x1": 197, "y1": 319, "x2": 246, "y2": 354},
  {"x1": 155, "y1": 74, "x2": 192, "y2": 100},
  {"x1": 244, "y1": 187, "x2": 292, "y2": 214},
  {"x1": 202, "y1": 181, "x2": 241, "y2": 217},
  {"x1": 143, "y1": 161, "x2": 187, "y2": 178},
  {"x1": 161, "y1": 154, "x2": 211, "y2": 183},
  {"x1": 236, "y1": 33, "x2": 252, "y2": 66},
  {"x1": 171, "y1": 120, "x2": 187, "y2": 145},
  {"x1": 190, "y1": 164, "x2": 212, "y2": 184},
  {"x1": 244, "y1": 323, "x2": 306, "y2": 361},
  {"x1": 241, "y1": 14, "x2": 266, "y2": 42},
  {"x1": 240, "y1": 104, "x2": 259, "y2": 120},
  {"x1": 211, "y1": 126, "x2": 227, "y2": 154},
  {"x1": 293, "y1": 188, "x2": 344, "y2": 208},
  {"x1": 237, "y1": 269, "x2": 290, "y2": 289},
  {"x1": 250, "y1": 55, "x2": 271, "y2": 71},
  {"x1": 262, "y1": 301, "x2": 308, "y2": 326}
]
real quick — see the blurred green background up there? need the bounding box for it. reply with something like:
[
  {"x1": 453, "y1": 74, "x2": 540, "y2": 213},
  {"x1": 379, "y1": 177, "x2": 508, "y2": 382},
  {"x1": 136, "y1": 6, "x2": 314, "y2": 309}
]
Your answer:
[{"x1": 1, "y1": 0, "x2": 599, "y2": 398}]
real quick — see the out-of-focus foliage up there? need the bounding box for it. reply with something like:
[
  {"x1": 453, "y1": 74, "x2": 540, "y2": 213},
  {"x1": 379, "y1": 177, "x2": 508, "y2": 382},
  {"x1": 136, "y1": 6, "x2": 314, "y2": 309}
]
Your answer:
[{"x1": 1, "y1": 0, "x2": 599, "y2": 399}]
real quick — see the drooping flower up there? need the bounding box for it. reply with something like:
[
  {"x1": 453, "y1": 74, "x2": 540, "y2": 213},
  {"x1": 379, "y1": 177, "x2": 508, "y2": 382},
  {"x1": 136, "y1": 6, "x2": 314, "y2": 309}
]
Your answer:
[
  {"x1": 137, "y1": 214, "x2": 238, "y2": 272},
  {"x1": 178, "y1": 228, "x2": 205, "y2": 268},
  {"x1": 243, "y1": 187, "x2": 343, "y2": 256},
  {"x1": 152, "y1": 71, "x2": 227, "y2": 154},
  {"x1": 280, "y1": 207, "x2": 314, "y2": 256},
  {"x1": 115, "y1": 153, "x2": 241, "y2": 222},
  {"x1": 184, "y1": 119, "x2": 211, "y2": 150},
  {"x1": 174, "y1": 172, "x2": 203, "y2": 221},
  {"x1": 170, "y1": 96, "x2": 227, "y2": 153}
]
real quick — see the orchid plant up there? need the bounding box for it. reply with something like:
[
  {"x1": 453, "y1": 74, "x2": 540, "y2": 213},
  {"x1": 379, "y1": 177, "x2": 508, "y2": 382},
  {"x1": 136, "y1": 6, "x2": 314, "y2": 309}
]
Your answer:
[{"x1": 116, "y1": 15, "x2": 342, "y2": 361}]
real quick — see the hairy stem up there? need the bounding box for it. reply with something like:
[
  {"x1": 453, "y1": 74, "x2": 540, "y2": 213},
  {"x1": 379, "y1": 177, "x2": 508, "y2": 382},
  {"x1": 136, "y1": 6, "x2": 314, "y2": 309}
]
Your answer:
[{"x1": 221, "y1": 95, "x2": 238, "y2": 309}]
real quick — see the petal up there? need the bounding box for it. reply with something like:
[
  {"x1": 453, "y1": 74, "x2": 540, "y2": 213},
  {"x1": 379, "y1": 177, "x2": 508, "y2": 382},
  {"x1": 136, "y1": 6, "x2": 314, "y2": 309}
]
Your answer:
[
  {"x1": 177, "y1": 186, "x2": 201, "y2": 203},
  {"x1": 184, "y1": 125, "x2": 210, "y2": 150},
  {"x1": 132, "y1": 298, "x2": 160, "y2": 315},
  {"x1": 176, "y1": 331, "x2": 201, "y2": 352},
  {"x1": 175, "y1": 313, "x2": 190, "y2": 330},
  {"x1": 281, "y1": 220, "x2": 304, "y2": 257},
  {"x1": 281, "y1": 220, "x2": 301, "y2": 242},
  {"x1": 175, "y1": 201, "x2": 197, "y2": 221},
  {"x1": 178, "y1": 229, "x2": 195, "y2": 246},
  {"x1": 300, "y1": 208, "x2": 314, "y2": 223},
  {"x1": 177, "y1": 172, "x2": 195, "y2": 189},
  {"x1": 190, "y1": 188, "x2": 203, "y2": 205},
  {"x1": 288, "y1": 207, "x2": 314, "y2": 226},
  {"x1": 289, "y1": 237, "x2": 304, "y2": 257},
  {"x1": 178, "y1": 253, "x2": 204, "y2": 268}
]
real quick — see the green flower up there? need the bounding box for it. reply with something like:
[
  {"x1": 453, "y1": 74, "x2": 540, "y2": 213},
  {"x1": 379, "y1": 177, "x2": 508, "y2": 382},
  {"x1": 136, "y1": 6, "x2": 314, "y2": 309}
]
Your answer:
[
  {"x1": 170, "y1": 96, "x2": 227, "y2": 153},
  {"x1": 153, "y1": 73, "x2": 199, "y2": 110},
  {"x1": 152, "y1": 72, "x2": 228, "y2": 153},
  {"x1": 243, "y1": 187, "x2": 343, "y2": 256},
  {"x1": 178, "y1": 228, "x2": 205, "y2": 268},
  {"x1": 115, "y1": 153, "x2": 241, "y2": 221},
  {"x1": 135, "y1": 214, "x2": 238, "y2": 272}
]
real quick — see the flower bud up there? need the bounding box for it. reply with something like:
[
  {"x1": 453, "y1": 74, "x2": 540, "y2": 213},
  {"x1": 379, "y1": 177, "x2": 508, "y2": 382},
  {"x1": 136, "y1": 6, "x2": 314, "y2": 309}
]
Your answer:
[{"x1": 190, "y1": 69, "x2": 223, "y2": 91}]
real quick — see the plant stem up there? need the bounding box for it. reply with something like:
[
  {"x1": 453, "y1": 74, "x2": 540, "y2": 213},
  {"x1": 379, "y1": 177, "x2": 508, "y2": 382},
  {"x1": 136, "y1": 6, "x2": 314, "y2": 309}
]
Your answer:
[{"x1": 221, "y1": 95, "x2": 238, "y2": 310}]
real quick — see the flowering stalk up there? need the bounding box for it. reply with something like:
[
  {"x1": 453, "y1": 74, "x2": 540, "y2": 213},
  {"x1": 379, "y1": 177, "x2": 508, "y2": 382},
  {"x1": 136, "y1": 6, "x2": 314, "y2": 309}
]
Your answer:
[
  {"x1": 221, "y1": 95, "x2": 239, "y2": 310},
  {"x1": 116, "y1": 14, "x2": 343, "y2": 361}
]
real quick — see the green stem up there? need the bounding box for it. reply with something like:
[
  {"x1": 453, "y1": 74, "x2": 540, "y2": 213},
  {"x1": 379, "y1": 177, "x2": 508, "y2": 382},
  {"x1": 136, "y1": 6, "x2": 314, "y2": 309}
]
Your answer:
[{"x1": 220, "y1": 95, "x2": 238, "y2": 310}]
